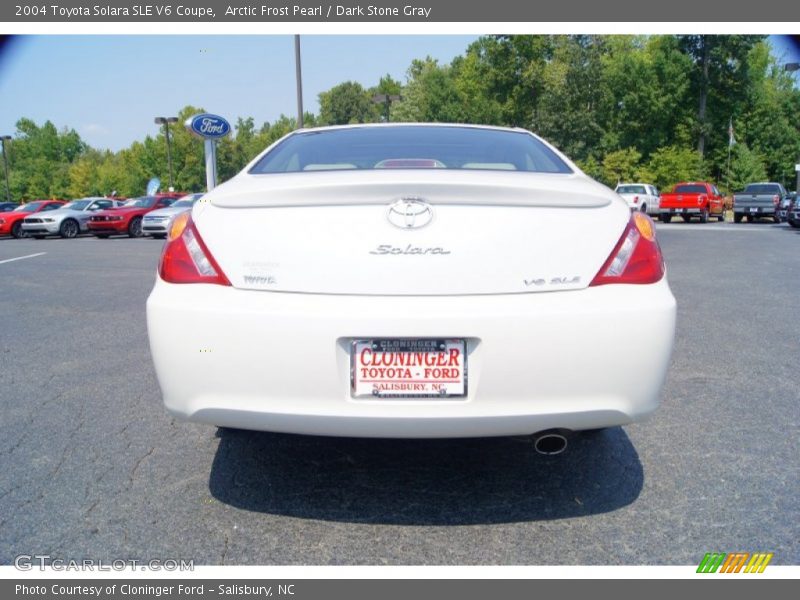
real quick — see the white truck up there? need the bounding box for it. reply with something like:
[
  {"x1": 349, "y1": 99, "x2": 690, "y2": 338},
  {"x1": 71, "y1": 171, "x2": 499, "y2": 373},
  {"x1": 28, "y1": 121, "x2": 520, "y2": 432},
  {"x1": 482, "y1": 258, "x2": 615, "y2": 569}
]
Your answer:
[{"x1": 615, "y1": 183, "x2": 660, "y2": 215}]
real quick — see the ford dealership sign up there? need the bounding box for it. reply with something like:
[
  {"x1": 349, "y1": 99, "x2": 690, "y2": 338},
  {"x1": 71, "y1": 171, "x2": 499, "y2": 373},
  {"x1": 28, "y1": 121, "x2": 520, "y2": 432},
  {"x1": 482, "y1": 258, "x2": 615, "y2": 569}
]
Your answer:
[{"x1": 186, "y1": 113, "x2": 231, "y2": 140}]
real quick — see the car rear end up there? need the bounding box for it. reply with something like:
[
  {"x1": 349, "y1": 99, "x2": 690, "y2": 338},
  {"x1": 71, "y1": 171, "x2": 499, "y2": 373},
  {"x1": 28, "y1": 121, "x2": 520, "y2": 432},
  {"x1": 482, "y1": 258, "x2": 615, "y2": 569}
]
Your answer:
[
  {"x1": 147, "y1": 125, "x2": 676, "y2": 438},
  {"x1": 733, "y1": 184, "x2": 782, "y2": 222},
  {"x1": 615, "y1": 184, "x2": 647, "y2": 211},
  {"x1": 659, "y1": 184, "x2": 709, "y2": 221}
]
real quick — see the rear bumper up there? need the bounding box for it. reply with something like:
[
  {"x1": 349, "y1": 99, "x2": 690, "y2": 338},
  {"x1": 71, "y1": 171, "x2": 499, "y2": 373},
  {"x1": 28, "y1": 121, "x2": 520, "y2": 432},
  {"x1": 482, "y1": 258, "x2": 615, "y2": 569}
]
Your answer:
[
  {"x1": 733, "y1": 206, "x2": 776, "y2": 215},
  {"x1": 660, "y1": 207, "x2": 703, "y2": 215},
  {"x1": 146, "y1": 278, "x2": 677, "y2": 438}
]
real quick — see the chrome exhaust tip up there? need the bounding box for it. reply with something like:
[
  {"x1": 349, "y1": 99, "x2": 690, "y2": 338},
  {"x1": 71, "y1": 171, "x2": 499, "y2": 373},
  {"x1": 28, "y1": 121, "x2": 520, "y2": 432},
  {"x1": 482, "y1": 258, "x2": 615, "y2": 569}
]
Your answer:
[{"x1": 533, "y1": 430, "x2": 569, "y2": 455}]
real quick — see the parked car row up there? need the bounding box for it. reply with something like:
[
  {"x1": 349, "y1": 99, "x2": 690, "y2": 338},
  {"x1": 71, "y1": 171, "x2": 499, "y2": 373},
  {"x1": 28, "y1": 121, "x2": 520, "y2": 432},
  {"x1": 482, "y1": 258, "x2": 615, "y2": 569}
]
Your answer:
[
  {"x1": 0, "y1": 193, "x2": 203, "y2": 239},
  {"x1": 22, "y1": 197, "x2": 125, "y2": 238},
  {"x1": 616, "y1": 180, "x2": 799, "y2": 225}
]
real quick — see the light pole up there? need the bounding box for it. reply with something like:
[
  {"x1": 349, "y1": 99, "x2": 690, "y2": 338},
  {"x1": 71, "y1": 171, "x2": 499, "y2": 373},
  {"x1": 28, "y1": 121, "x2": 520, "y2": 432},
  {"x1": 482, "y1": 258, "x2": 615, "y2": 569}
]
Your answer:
[
  {"x1": 371, "y1": 94, "x2": 403, "y2": 122},
  {"x1": 784, "y1": 63, "x2": 800, "y2": 196},
  {"x1": 294, "y1": 35, "x2": 304, "y2": 129},
  {"x1": 1, "y1": 135, "x2": 11, "y2": 202},
  {"x1": 154, "y1": 116, "x2": 178, "y2": 191}
]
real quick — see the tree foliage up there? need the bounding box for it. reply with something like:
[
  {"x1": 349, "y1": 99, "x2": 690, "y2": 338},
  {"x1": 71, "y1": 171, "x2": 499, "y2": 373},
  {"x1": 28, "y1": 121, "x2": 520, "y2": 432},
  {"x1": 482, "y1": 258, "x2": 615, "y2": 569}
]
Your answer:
[
  {"x1": 318, "y1": 81, "x2": 377, "y2": 125},
  {"x1": 4, "y1": 35, "x2": 799, "y2": 202}
]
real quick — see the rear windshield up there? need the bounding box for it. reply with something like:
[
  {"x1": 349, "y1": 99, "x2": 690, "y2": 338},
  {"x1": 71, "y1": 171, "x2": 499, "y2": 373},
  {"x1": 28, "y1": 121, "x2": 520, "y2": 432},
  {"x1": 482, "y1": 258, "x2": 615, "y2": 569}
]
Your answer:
[
  {"x1": 617, "y1": 185, "x2": 646, "y2": 194},
  {"x1": 249, "y1": 126, "x2": 573, "y2": 174},
  {"x1": 673, "y1": 184, "x2": 707, "y2": 194},
  {"x1": 743, "y1": 184, "x2": 781, "y2": 195}
]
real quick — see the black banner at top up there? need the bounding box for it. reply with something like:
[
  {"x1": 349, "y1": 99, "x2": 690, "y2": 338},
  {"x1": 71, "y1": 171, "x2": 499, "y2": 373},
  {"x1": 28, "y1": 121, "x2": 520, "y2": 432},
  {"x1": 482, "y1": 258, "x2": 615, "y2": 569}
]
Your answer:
[{"x1": 2, "y1": 0, "x2": 799, "y2": 22}]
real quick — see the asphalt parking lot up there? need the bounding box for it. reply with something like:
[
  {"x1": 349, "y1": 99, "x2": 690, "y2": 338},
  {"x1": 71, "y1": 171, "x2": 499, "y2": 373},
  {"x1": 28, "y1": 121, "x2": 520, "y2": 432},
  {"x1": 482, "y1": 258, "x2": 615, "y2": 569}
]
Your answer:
[{"x1": 0, "y1": 223, "x2": 798, "y2": 566}]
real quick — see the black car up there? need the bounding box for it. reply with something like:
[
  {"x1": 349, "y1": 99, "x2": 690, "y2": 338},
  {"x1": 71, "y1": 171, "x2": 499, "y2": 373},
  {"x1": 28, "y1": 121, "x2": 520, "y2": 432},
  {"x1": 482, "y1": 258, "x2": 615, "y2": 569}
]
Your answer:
[
  {"x1": 786, "y1": 192, "x2": 800, "y2": 229},
  {"x1": 0, "y1": 202, "x2": 17, "y2": 212}
]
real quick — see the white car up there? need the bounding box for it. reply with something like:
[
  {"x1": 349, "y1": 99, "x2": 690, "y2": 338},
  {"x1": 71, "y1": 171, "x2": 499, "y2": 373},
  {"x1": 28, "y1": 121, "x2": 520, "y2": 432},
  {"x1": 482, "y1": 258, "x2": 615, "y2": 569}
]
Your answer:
[
  {"x1": 615, "y1": 183, "x2": 660, "y2": 215},
  {"x1": 21, "y1": 197, "x2": 123, "y2": 238},
  {"x1": 142, "y1": 193, "x2": 203, "y2": 239},
  {"x1": 147, "y1": 124, "x2": 676, "y2": 453}
]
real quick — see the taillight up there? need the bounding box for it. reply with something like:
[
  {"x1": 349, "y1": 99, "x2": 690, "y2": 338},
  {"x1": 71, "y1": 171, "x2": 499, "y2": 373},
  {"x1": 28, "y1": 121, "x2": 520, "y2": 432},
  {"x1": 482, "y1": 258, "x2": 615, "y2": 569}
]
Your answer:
[
  {"x1": 772, "y1": 195, "x2": 780, "y2": 205},
  {"x1": 697, "y1": 195, "x2": 706, "y2": 206},
  {"x1": 633, "y1": 195, "x2": 639, "y2": 204},
  {"x1": 158, "y1": 212, "x2": 230, "y2": 285},
  {"x1": 590, "y1": 212, "x2": 665, "y2": 286}
]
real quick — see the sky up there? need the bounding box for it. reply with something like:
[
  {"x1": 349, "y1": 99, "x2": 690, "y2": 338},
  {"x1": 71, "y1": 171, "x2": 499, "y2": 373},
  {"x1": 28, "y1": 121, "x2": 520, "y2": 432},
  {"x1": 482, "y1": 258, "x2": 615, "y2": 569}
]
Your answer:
[
  {"x1": 0, "y1": 34, "x2": 798, "y2": 152},
  {"x1": 0, "y1": 35, "x2": 478, "y2": 151}
]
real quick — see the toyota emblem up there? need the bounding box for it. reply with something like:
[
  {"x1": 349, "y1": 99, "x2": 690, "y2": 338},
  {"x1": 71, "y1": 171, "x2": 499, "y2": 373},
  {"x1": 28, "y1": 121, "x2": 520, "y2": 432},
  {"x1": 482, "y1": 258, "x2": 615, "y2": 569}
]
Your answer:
[{"x1": 387, "y1": 198, "x2": 434, "y2": 229}]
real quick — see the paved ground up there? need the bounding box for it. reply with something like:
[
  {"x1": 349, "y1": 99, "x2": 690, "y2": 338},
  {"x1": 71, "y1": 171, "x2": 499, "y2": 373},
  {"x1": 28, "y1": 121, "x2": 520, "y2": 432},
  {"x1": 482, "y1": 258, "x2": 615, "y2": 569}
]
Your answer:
[{"x1": 0, "y1": 222, "x2": 798, "y2": 565}]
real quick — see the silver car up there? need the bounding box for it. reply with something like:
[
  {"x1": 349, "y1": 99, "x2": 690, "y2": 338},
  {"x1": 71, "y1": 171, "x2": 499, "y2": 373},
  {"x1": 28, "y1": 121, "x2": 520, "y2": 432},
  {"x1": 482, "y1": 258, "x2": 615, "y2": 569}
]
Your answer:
[
  {"x1": 142, "y1": 193, "x2": 203, "y2": 239},
  {"x1": 22, "y1": 197, "x2": 123, "y2": 238}
]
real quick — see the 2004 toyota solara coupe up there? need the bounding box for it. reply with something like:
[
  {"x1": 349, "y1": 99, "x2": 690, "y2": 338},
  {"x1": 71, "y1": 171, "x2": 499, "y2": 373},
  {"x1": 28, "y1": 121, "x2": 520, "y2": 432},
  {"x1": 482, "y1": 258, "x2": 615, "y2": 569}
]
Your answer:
[{"x1": 146, "y1": 124, "x2": 676, "y2": 451}]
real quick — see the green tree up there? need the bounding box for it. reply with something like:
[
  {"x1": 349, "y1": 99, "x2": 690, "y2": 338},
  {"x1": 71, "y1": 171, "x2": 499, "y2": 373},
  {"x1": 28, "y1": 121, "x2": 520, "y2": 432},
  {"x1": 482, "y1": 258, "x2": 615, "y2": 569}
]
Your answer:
[
  {"x1": 368, "y1": 74, "x2": 404, "y2": 122},
  {"x1": 461, "y1": 35, "x2": 553, "y2": 127},
  {"x1": 727, "y1": 143, "x2": 768, "y2": 192},
  {"x1": 318, "y1": 81, "x2": 378, "y2": 125},
  {"x1": 677, "y1": 35, "x2": 765, "y2": 160},
  {"x1": 535, "y1": 36, "x2": 608, "y2": 162},
  {"x1": 644, "y1": 146, "x2": 706, "y2": 191},
  {"x1": 6, "y1": 118, "x2": 87, "y2": 200},
  {"x1": 392, "y1": 58, "x2": 463, "y2": 123},
  {"x1": 600, "y1": 148, "x2": 642, "y2": 187}
]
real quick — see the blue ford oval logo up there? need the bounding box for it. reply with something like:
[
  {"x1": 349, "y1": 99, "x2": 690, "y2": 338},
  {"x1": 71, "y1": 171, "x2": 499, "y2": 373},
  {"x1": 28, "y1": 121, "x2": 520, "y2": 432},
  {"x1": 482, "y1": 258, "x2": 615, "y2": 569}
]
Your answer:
[{"x1": 186, "y1": 113, "x2": 231, "y2": 140}]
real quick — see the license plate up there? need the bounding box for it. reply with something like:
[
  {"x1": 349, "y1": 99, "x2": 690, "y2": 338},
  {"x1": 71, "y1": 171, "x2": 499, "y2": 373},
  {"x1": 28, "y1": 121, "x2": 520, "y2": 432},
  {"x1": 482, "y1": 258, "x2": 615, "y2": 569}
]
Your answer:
[
  {"x1": 351, "y1": 339, "x2": 467, "y2": 398},
  {"x1": 675, "y1": 208, "x2": 684, "y2": 213},
  {"x1": 750, "y1": 208, "x2": 758, "y2": 213}
]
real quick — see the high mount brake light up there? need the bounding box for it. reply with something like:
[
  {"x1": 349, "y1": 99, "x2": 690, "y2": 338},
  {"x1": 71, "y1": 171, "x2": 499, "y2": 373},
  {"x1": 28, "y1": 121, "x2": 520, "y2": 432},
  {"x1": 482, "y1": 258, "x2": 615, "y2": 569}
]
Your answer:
[{"x1": 590, "y1": 212, "x2": 665, "y2": 286}]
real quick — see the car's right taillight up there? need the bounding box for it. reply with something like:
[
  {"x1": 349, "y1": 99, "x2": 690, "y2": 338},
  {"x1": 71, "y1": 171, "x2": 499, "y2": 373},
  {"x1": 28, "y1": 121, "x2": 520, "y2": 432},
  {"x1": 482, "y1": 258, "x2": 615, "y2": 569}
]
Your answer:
[
  {"x1": 158, "y1": 212, "x2": 230, "y2": 285},
  {"x1": 590, "y1": 212, "x2": 665, "y2": 286},
  {"x1": 772, "y1": 195, "x2": 780, "y2": 205}
]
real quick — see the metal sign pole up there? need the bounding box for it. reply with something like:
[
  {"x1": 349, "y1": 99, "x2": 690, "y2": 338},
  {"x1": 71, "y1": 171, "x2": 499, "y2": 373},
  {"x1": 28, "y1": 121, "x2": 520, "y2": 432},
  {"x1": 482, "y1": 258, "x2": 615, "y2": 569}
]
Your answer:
[
  {"x1": 186, "y1": 113, "x2": 229, "y2": 192},
  {"x1": 205, "y1": 139, "x2": 217, "y2": 191}
]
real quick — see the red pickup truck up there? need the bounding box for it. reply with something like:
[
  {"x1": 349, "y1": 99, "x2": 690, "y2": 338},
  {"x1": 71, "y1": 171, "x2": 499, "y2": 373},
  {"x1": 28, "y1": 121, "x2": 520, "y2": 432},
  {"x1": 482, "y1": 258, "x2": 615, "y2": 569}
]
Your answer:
[{"x1": 658, "y1": 182, "x2": 725, "y2": 224}]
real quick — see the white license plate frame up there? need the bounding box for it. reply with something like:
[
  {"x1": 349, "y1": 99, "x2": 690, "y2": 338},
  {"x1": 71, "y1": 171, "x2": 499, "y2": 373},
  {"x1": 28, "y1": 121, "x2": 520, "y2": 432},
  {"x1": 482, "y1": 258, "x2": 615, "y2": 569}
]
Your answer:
[{"x1": 350, "y1": 338, "x2": 468, "y2": 399}]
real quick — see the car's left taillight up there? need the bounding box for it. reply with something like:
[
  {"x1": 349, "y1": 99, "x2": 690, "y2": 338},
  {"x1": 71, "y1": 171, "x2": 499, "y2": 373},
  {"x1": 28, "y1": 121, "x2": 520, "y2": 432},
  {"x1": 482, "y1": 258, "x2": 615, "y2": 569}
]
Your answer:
[
  {"x1": 158, "y1": 212, "x2": 230, "y2": 285},
  {"x1": 590, "y1": 212, "x2": 665, "y2": 286}
]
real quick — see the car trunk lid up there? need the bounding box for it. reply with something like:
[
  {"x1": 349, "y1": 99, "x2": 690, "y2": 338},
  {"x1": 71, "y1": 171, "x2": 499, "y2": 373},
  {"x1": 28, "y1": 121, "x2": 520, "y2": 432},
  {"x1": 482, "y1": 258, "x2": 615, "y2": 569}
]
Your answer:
[{"x1": 195, "y1": 170, "x2": 629, "y2": 296}]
